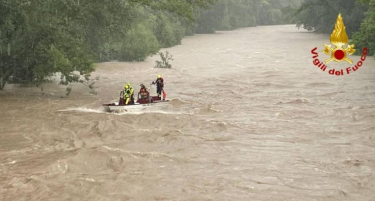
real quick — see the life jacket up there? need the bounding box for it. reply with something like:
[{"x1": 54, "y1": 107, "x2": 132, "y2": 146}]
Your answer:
[
  {"x1": 156, "y1": 78, "x2": 164, "y2": 88},
  {"x1": 140, "y1": 88, "x2": 147, "y2": 93},
  {"x1": 125, "y1": 85, "x2": 134, "y2": 95},
  {"x1": 124, "y1": 89, "x2": 131, "y2": 98},
  {"x1": 140, "y1": 87, "x2": 149, "y2": 98}
]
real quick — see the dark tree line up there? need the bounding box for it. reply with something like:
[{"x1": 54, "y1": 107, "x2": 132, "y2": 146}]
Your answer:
[
  {"x1": 195, "y1": 0, "x2": 303, "y2": 33},
  {"x1": 0, "y1": 0, "x2": 215, "y2": 89},
  {"x1": 0, "y1": 0, "x2": 302, "y2": 89},
  {"x1": 294, "y1": 0, "x2": 375, "y2": 56}
]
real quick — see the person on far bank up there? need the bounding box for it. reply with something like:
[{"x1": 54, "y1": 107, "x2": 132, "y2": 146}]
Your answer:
[{"x1": 152, "y1": 74, "x2": 166, "y2": 100}]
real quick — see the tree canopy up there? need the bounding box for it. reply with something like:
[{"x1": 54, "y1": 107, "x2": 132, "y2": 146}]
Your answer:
[
  {"x1": 0, "y1": 0, "x2": 304, "y2": 90},
  {"x1": 0, "y1": 0, "x2": 215, "y2": 89},
  {"x1": 352, "y1": 0, "x2": 375, "y2": 56},
  {"x1": 294, "y1": 0, "x2": 375, "y2": 56}
]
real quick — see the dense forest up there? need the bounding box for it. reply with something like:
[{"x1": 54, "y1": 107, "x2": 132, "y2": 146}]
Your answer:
[
  {"x1": 294, "y1": 0, "x2": 375, "y2": 56},
  {"x1": 0, "y1": 0, "x2": 303, "y2": 89},
  {"x1": 0, "y1": 0, "x2": 214, "y2": 89},
  {"x1": 1, "y1": 0, "x2": 374, "y2": 90}
]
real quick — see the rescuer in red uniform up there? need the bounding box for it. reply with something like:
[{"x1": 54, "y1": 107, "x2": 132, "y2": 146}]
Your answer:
[
  {"x1": 152, "y1": 74, "x2": 166, "y2": 100},
  {"x1": 138, "y1": 83, "x2": 150, "y2": 102}
]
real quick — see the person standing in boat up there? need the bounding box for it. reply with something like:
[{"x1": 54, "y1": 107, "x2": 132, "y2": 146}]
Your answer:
[
  {"x1": 152, "y1": 74, "x2": 166, "y2": 100},
  {"x1": 124, "y1": 83, "x2": 134, "y2": 105}
]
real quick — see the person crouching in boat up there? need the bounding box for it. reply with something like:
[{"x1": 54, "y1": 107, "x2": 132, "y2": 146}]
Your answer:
[
  {"x1": 152, "y1": 74, "x2": 166, "y2": 100},
  {"x1": 138, "y1": 84, "x2": 150, "y2": 103},
  {"x1": 124, "y1": 83, "x2": 134, "y2": 105}
]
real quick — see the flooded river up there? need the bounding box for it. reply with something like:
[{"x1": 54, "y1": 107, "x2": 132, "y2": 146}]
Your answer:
[{"x1": 1, "y1": 25, "x2": 375, "y2": 201}]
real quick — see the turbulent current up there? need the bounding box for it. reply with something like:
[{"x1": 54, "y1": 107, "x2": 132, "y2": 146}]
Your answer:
[{"x1": 1, "y1": 25, "x2": 375, "y2": 201}]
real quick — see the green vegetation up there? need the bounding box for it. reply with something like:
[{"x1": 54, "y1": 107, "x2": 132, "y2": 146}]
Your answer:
[
  {"x1": 294, "y1": 0, "x2": 375, "y2": 56},
  {"x1": 352, "y1": 0, "x2": 375, "y2": 56},
  {"x1": 0, "y1": 0, "x2": 302, "y2": 90},
  {"x1": 195, "y1": 0, "x2": 303, "y2": 33},
  {"x1": 155, "y1": 51, "x2": 173, "y2": 69}
]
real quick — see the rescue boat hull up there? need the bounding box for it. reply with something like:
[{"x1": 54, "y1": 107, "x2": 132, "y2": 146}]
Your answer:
[{"x1": 102, "y1": 100, "x2": 169, "y2": 112}]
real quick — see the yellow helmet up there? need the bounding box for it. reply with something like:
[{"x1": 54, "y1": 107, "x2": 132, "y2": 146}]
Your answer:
[
  {"x1": 157, "y1": 74, "x2": 161, "y2": 78},
  {"x1": 124, "y1": 85, "x2": 129, "y2": 89}
]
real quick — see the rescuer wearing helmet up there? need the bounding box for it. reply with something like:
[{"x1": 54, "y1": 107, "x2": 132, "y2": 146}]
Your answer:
[
  {"x1": 124, "y1": 83, "x2": 134, "y2": 105},
  {"x1": 152, "y1": 74, "x2": 166, "y2": 100},
  {"x1": 138, "y1": 83, "x2": 150, "y2": 102}
]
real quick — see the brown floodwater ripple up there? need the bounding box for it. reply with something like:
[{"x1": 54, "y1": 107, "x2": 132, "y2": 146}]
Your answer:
[{"x1": 1, "y1": 25, "x2": 375, "y2": 201}]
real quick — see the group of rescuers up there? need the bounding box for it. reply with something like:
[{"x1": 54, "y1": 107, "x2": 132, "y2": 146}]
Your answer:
[{"x1": 123, "y1": 74, "x2": 166, "y2": 105}]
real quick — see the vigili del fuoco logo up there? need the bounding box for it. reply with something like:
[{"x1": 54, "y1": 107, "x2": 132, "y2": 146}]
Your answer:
[{"x1": 311, "y1": 13, "x2": 368, "y2": 76}]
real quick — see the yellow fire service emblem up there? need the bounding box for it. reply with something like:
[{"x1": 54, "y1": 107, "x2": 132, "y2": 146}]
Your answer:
[{"x1": 323, "y1": 13, "x2": 355, "y2": 64}]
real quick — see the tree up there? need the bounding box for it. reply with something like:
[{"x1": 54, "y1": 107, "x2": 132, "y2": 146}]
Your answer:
[
  {"x1": 293, "y1": 0, "x2": 375, "y2": 56},
  {"x1": 353, "y1": 0, "x2": 375, "y2": 56},
  {"x1": 294, "y1": 0, "x2": 367, "y2": 37},
  {"x1": 194, "y1": 0, "x2": 303, "y2": 33},
  {"x1": 155, "y1": 51, "x2": 173, "y2": 68},
  {"x1": 0, "y1": 0, "x2": 216, "y2": 90}
]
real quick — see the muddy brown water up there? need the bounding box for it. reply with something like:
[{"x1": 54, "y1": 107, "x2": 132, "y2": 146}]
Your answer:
[{"x1": 1, "y1": 25, "x2": 375, "y2": 201}]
